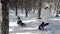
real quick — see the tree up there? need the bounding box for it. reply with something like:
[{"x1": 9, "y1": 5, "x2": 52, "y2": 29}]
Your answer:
[
  {"x1": 15, "y1": 0, "x2": 18, "y2": 16},
  {"x1": 55, "y1": 0, "x2": 59, "y2": 17},
  {"x1": 1, "y1": 0, "x2": 9, "y2": 34},
  {"x1": 24, "y1": 0, "x2": 29, "y2": 17},
  {"x1": 32, "y1": 0, "x2": 36, "y2": 13},
  {"x1": 54, "y1": 0, "x2": 57, "y2": 12},
  {"x1": 18, "y1": 0, "x2": 24, "y2": 13},
  {"x1": 38, "y1": 0, "x2": 41, "y2": 19}
]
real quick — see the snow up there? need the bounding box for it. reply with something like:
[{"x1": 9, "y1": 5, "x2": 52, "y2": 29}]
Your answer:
[{"x1": 9, "y1": 9, "x2": 60, "y2": 34}]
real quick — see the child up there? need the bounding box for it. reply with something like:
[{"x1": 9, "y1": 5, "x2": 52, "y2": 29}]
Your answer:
[{"x1": 17, "y1": 16, "x2": 26, "y2": 27}]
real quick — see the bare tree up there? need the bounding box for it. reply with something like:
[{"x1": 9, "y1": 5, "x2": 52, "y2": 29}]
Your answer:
[
  {"x1": 38, "y1": 0, "x2": 41, "y2": 19},
  {"x1": 55, "y1": 0, "x2": 59, "y2": 17},
  {"x1": 28, "y1": 0, "x2": 31, "y2": 13},
  {"x1": 54, "y1": 1, "x2": 57, "y2": 12},
  {"x1": 32, "y1": 0, "x2": 35, "y2": 13},
  {"x1": 15, "y1": 0, "x2": 18, "y2": 16},
  {"x1": 24, "y1": 0, "x2": 29, "y2": 17},
  {"x1": 1, "y1": 0, "x2": 9, "y2": 34}
]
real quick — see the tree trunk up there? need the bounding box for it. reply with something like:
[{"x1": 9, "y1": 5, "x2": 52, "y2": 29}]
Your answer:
[
  {"x1": 25, "y1": 0, "x2": 28, "y2": 17},
  {"x1": 38, "y1": 8, "x2": 41, "y2": 19},
  {"x1": 54, "y1": 2, "x2": 56, "y2": 12},
  {"x1": 28, "y1": 0, "x2": 31, "y2": 13},
  {"x1": 1, "y1": 0, "x2": 9, "y2": 34},
  {"x1": 55, "y1": 0, "x2": 59, "y2": 17},
  {"x1": 16, "y1": 5, "x2": 17, "y2": 16},
  {"x1": 38, "y1": 0, "x2": 41, "y2": 19},
  {"x1": 33, "y1": 0, "x2": 35, "y2": 13},
  {"x1": 25, "y1": 9, "x2": 28, "y2": 17},
  {"x1": 15, "y1": 0, "x2": 18, "y2": 16}
]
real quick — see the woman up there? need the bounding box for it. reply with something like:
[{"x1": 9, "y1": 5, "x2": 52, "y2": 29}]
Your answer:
[
  {"x1": 41, "y1": 7, "x2": 51, "y2": 23},
  {"x1": 38, "y1": 7, "x2": 51, "y2": 30}
]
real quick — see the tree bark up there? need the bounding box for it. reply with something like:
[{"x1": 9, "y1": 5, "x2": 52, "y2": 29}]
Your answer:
[
  {"x1": 15, "y1": 0, "x2": 18, "y2": 16},
  {"x1": 33, "y1": 0, "x2": 35, "y2": 13},
  {"x1": 1, "y1": 0, "x2": 9, "y2": 34},
  {"x1": 38, "y1": 0, "x2": 41, "y2": 19},
  {"x1": 55, "y1": 0, "x2": 59, "y2": 17},
  {"x1": 16, "y1": 5, "x2": 17, "y2": 16},
  {"x1": 25, "y1": 0, "x2": 28, "y2": 17}
]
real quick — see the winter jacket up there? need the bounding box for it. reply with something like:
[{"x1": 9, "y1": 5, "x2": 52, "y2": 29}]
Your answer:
[{"x1": 41, "y1": 9, "x2": 51, "y2": 23}]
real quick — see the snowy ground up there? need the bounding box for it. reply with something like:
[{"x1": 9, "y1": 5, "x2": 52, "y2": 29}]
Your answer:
[{"x1": 9, "y1": 9, "x2": 60, "y2": 34}]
